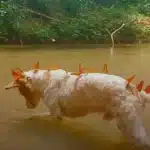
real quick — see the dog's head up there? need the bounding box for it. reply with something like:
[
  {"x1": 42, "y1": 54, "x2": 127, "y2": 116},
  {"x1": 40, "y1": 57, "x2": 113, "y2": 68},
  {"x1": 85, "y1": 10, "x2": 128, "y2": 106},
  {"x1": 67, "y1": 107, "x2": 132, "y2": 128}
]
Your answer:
[
  {"x1": 4, "y1": 62, "x2": 68, "y2": 109},
  {"x1": 4, "y1": 63, "x2": 42, "y2": 109}
]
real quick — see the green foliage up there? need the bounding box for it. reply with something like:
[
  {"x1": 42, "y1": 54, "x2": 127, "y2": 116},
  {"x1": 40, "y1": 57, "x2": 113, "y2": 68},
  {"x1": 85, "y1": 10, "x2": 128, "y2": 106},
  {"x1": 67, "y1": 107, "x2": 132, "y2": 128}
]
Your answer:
[{"x1": 0, "y1": 0, "x2": 150, "y2": 44}]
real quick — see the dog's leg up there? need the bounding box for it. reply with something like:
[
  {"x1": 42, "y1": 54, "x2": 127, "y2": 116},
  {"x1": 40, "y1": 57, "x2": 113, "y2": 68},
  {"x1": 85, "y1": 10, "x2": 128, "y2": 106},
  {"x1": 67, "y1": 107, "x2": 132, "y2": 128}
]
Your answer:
[{"x1": 49, "y1": 102, "x2": 63, "y2": 121}]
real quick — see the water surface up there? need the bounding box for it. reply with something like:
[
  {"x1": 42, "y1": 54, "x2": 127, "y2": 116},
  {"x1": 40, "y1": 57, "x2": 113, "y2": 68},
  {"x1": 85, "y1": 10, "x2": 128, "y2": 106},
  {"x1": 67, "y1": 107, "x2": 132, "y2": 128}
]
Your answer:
[{"x1": 1, "y1": 44, "x2": 150, "y2": 150}]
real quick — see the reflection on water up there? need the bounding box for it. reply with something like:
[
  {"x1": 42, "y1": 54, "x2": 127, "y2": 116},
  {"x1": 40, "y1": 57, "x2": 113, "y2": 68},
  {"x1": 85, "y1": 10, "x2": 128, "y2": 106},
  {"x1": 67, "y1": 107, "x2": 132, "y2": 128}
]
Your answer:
[{"x1": 0, "y1": 44, "x2": 150, "y2": 150}]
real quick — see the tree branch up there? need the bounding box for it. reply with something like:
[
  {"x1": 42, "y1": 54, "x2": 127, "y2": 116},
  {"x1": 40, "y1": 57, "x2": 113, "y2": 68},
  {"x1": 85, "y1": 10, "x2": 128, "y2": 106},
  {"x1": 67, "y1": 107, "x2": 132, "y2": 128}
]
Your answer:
[
  {"x1": 14, "y1": 4, "x2": 65, "y2": 23},
  {"x1": 105, "y1": 23, "x2": 125, "y2": 49},
  {"x1": 105, "y1": 18, "x2": 137, "y2": 49},
  {"x1": 0, "y1": 36, "x2": 8, "y2": 41}
]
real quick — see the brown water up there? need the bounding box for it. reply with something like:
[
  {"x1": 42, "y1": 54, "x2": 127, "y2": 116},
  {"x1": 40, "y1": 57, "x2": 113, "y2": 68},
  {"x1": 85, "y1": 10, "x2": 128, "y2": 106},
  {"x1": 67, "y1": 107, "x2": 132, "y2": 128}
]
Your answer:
[{"x1": 1, "y1": 44, "x2": 150, "y2": 150}]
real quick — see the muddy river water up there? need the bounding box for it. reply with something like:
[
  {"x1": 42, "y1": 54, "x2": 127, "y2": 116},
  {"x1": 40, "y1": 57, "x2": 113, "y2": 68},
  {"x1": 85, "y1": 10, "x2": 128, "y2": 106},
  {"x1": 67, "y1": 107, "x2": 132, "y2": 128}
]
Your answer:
[{"x1": 0, "y1": 44, "x2": 150, "y2": 150}]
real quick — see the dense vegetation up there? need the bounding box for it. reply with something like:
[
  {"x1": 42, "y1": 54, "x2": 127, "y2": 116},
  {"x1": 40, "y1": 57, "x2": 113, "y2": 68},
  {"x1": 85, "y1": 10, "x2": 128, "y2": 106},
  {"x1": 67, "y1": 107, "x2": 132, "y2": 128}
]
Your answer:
[{"x1": 1, "y1": 0, "x2": 150, "y2": 44}]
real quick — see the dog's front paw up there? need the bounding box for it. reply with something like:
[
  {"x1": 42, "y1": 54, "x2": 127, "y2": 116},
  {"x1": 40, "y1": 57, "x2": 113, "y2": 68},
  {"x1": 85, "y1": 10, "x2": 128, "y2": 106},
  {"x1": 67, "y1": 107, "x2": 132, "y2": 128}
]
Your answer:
[
  {"x1": 103, "y1": 112, "x2": 114, "y2": 121},
  {"x1": 56, "y1": 116, "x2": 63, "y2": 121}
]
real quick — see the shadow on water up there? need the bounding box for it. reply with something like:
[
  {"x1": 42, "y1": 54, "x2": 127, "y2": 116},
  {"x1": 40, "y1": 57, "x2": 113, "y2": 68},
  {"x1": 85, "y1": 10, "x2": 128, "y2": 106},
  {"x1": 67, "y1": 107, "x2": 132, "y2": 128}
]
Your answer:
[{"x1": 0, "y1": 114, "x2": 135, "y2": 150}]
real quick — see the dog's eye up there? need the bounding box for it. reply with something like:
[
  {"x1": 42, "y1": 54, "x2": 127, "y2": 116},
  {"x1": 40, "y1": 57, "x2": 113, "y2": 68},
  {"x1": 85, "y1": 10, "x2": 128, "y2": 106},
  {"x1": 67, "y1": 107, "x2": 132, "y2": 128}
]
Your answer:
[{"x1": 26, "y1": 77, "x2": 32, "y2": 82}]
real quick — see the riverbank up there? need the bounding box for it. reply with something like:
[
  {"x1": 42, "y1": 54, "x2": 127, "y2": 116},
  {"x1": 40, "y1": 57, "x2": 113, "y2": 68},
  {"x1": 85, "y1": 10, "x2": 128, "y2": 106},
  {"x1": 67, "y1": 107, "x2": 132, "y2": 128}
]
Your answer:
[
  {"x1": 1, "y1": 0, "x2": 150, "y2": 45},
  {"x1": 1, "y1": 43, "x2": 150, "y2": 51},
  {"x1": 1, "y1": 38, "x2": 150, "y2": 48},
  {"x1": 1, "y1": 23, "x2": 150, "y2": 46}
]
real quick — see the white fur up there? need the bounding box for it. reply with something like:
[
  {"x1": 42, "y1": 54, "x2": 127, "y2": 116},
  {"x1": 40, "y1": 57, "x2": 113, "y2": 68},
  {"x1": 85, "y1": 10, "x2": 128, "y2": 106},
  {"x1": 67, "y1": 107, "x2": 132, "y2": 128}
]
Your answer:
[{"x1": 22, "y1": 69, "x2": 150, "y2": 149}]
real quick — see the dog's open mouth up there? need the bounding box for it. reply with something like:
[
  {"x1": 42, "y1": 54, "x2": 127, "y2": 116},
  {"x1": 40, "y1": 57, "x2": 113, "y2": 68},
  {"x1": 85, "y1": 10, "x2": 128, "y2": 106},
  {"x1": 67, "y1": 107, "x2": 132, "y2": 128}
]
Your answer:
[{"x1": 5, "y1": 81, "x2": 19, "y2": 90}]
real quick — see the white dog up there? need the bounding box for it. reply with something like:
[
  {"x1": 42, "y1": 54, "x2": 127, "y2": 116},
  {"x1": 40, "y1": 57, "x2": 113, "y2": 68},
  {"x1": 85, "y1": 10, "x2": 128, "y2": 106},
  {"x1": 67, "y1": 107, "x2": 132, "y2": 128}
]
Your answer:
[{"x1": 4, "y1": 64, "x2": 150, "y2": 149}]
